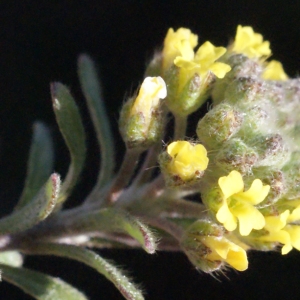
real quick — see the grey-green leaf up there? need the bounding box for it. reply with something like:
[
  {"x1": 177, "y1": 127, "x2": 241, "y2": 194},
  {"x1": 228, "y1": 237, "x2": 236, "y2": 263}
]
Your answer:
[
  {"x1": 64, "y1": 208, "x2": 157, "y2": 254},
  {"x1": 0, "y1": 173, "x2": 60, "y2": 235},
  {"x1": 17, "y1": 121, "x2": 54, "y2": 209},
  {"x1": 50, "y1": 82, "x2": 86, "y2": 202},
  {"x1": 78, "y1": 54, "x2": 115, "y2": 188},
  {"x1": 0, "y1": 264, "x2": 87, "y2": 300},
  {"x1": 27, "y1": 243, "x2": 144, "y2": 300},
  {"x1": 0, "y1": 251, "x2": 23, "y2": 267}
]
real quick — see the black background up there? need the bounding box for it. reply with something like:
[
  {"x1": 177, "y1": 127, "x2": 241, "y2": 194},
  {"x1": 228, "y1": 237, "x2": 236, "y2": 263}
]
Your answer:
[{"x1": 0, "y1": 1, "x2": 300, "y2": 299}]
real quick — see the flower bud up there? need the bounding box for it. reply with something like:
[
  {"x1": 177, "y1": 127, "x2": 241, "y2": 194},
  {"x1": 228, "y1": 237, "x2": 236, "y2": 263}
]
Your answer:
[
  {"x1": 159, "y1": 141, "x2": 209, "y2": 187},
  {"x1": 282, "y1": 152, "x2": 300, "y2": 199},
  {"x1": 215, "y1": 138, "x2": 258, "y2": 174},
  {"x1": 212, "y1": 54, "x2": 263, "y2": 104},
  {"x1": 180, "y1": 220, "x2": 248, "y2": 272},
  {"x1": 225, "y1": 77, "x2": 266, "y2": 107},
  {"x1": 250, "y1": 134, "x2": 290, "y2": 168},
  {"x1": 196, "y1": 103, "x2": 244, "y2": 149},
  {"x1": 163, "y1": 39, "x2": 231, "y2": 116},
  {"x1": 119, "y1": 76, "x2": 167, "y2": 149}
]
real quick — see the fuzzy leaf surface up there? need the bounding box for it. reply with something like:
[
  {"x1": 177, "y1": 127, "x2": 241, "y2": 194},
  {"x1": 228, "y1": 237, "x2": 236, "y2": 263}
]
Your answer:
[
  {"x1": 78, "y1": 54, "x2": 115, "y2": 188},
  {"x1": 27, "y1": 243, "x2": 144, "y2": 300},
  {"x1": 0, "y1": 264, "x2": 87, "y2": 300},
  {"x1": 51, "y1": 82, "x2": 86, "y2": 202},
  {"x1": 0, "y1": 173, "x2": 60, "y2": 235},
  {"x1": 17, "y1": 122, "x2": 54, "y2": 209}
]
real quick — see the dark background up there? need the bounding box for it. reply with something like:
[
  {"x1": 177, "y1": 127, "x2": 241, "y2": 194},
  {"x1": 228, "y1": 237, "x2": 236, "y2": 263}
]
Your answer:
[{"x1": 0, "y1": 1, "x2": 300, "y2": 299}]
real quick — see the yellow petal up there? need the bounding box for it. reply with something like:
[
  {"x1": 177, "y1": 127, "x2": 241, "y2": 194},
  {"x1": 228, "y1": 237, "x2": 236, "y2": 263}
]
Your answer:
[
  {"x1": 264, "y1": 210, "x2": 289, "y2": 232},
  {"x1": 218, "y1": 170, "x2": 244, "y2": 199},
  {"x1": 226, "y1": 245, "x2": 248, "y2": 271},
  {"x1": 204, "y1": 236, "x2": 248, "y2": 271},
  {"x1": 195, "y1": 41, "x2": 226, "y2": 63},
  {"x1": 208, "y1": 62, "x2": 231, "y2": 79},
  {"x1": 232, "y1": 201, "x2": 265, "y2": 236},
  {"x1": 282, "y1": 243, "x2": 293, "y2": 255},
  {"x1": 163, "y1": 27, "x2": 198, "y2": 71},
  {"x1": 240, "y1": 179, "x2": 270, "y2": 205},
  {"x1": 232, "y1": 25, "x2": 271, "y2": 58},
  {"x1": 288, "y1": 205, "x2": 300, "y2": 223},
  {"x1": 262, "y1": 60, "x2": 288, "y2": 81},
  {"x1": 285, "y1": 225, "x2": 300, "y2": 251},
  {"x1": 216, "y1": 201, "x2": 237, "y2": 231},
  {"x1": 259, "y1": 230, "x2": 291, "y2": 249}
]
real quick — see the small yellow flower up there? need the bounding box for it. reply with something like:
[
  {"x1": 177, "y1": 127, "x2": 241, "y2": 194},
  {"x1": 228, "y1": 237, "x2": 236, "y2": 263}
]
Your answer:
[
  {"x1": 216, "y1": 170, "x2": 270, "y2": 236},
  {"x1": 166, "y1": 141, "x2": 209, "y2": 181},
  {"x1": 260, "y1": 207, "x2": 300, "y2": 254},
  {"x1": 262, "y1": 60, "x2": 288, "y2": 80},
  {"x1": 130, "y1": 76, "x2": 167, "y2": 128},
  {"x1": 162, "y1": 27, "x2": 198, "y2": 72},
  {"x1": 174, "y1": 41, "x2": 231, "y2": 92},
  {"x1": 202, "y1": 236, "x2": 248, "y2": 271},
  {"x1": 232, "y1": 25, "x2": 271, "y2": 58}
]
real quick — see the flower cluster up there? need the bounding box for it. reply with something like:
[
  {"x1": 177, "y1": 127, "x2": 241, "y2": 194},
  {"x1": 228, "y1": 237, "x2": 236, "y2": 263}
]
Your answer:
[
  {"x1": 4, "y1": 23, "x2": 300, "y2": 300},
  {"x1": 145, "y1": 25, "x2": 299, "y2": 272}
]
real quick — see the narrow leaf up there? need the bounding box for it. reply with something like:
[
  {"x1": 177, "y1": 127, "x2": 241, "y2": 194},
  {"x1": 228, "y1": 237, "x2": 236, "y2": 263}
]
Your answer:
[
  {"x1": 17, "y1": 121, "x2": 54, "y2": 209},
  {"x1": 0, "y1": 173, "x2": 60, "y2": 235},
  {"x1": 0, "y1": 264, "x2": 87, "y2": 300},
  {"x1": 78, "y1": 54, "x2": 115, "y2": 188},
  {"x1": 28, "y1": 243, "x2": 144, "y2": 300},
  {"x1": 50, "y1": 82, "x2": 86, "y2": 202},
  {"x1": 0, "y1": 251, "x2": 23, "y2": 267},
  {"x1": 66, "y1": 208, "x2": 157, "y2": 254}
]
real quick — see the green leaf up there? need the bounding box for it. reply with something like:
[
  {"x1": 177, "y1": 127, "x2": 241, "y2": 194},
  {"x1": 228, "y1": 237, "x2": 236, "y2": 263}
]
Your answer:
[
  {"x1": 0, "y1": 173, "x2": 60, "y2": 235},
  {"x1": 17, "y1": 121, "x2": 54, "y2": 209},
  {"x1": 50, "y1": 82, "x2": 86, "y2": 202},
  {"x1": 27, "y1": 243, "x2": 144, "y2": 300},
  {"x1": 0, "y1": 264, "x2": 87, "y2": 300},
  {"x1": 0, "y1": 251, "x2": 23, "y2": 267},
  {"x1": 67, "y1": 208, "x2": 157, "y2": 254},
  {"x1": 78, "y1": 54, "x2": 115, "y2": 188}
]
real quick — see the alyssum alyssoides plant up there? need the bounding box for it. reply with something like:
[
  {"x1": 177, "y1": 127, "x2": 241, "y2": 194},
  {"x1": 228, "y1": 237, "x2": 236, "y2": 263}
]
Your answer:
[{"x1": 0, "y1": 24, "x2": 300, "y2": 299}]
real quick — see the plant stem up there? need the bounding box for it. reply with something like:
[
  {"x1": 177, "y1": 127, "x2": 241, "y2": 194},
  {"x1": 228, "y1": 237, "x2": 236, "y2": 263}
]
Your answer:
[
  {"x1": 106, "y1": 148, "x2": 142, "y2": 203},
  {"x1": 174, "y1": 114, "x2": 187, "y2": 140}
]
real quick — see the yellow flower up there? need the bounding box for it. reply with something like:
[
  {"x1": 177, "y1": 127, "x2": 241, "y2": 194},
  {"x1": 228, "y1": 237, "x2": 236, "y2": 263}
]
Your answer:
[
  {"x1": 232, "y1": 25, "x2": 271, "y2": 58},
  {"x1": 174, "y1": 41, "x2": 231, "y2": 92},
  {"x1": 262, "y1": 60, "x2": 288, "y2": 80},
  {"x1": 166, "y1": 141, "x2": 209, "y2": 181},
  {"x1": 260, "y1": 207, "x2": 300, "y2": 254},
  {"x1": 202, "y1": 236, "x2": 248, "y2": 271},
  {"x1": 216, "y1": 170, "x2": 270, "y2": 236},
  {"x1": 130, "y1": 76, "x2": 167, "y2": 128},
  {"x1": 162, "y1": 27, "x2": 198, "y2": 72}
]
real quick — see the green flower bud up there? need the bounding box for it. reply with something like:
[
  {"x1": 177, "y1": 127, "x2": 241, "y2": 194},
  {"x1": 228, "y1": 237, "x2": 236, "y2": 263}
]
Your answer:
[
  {"x1": 239, "y1": 105, "x2": 269, "y2": 136},
  {"x1": 225, "y1": 77, "x2": 266, "y2": 107},
  {"x1": 196, "y1": 103, "x2": 244, "y2": 149},
  {"x1": 212, "y1": 54, "x2": 263, "y2": 104},
  {"x1": 250, "y1": 134, "x2": 290, "y2": 168},
  {"x1": 215, "y1": 138, "x2": 258, "y2": 174},
  {"x1": 119, "y1": 76, "x2": 167, "y2": 149},
  {"x1": 282, "y1": 152, "x2": 300, "y2": 199},
  {"x1": 165, "y1": 68, "x2": 216, "y2": 116}
]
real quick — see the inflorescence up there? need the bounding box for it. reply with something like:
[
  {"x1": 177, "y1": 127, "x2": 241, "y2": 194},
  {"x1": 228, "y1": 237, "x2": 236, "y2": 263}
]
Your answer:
[{"x1": 0, "y1": 25, "x2": 300, "y2": 300}]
